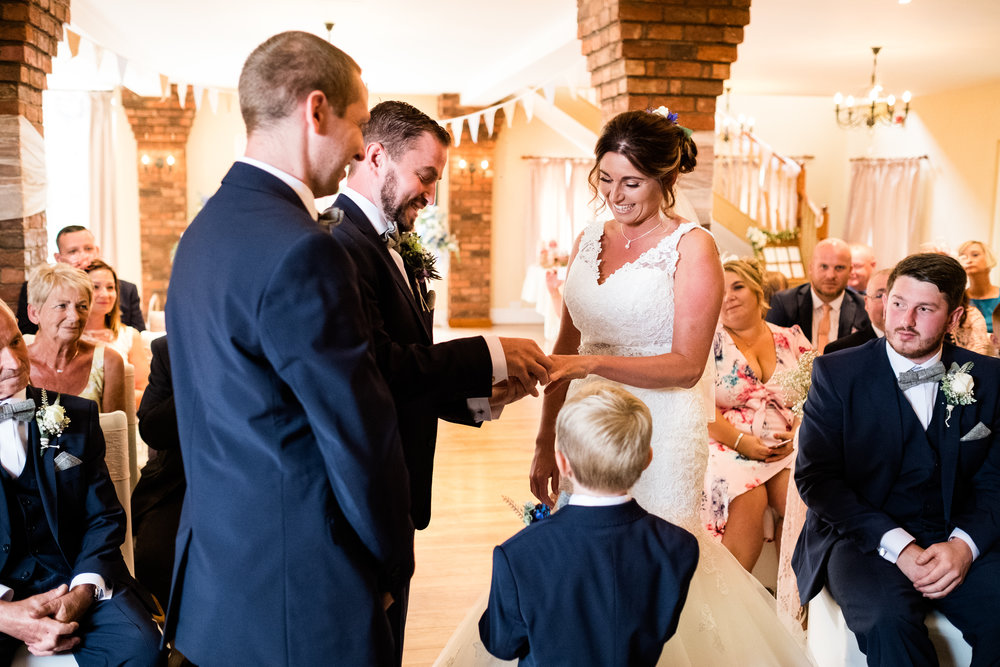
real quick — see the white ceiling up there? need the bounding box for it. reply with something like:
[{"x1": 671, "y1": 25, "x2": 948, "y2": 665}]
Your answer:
[{"x1": 59, "y1": 0, "x2": 1000, "y2": 103}]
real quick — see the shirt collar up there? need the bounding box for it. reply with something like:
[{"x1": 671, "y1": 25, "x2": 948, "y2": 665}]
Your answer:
[
  {"x1": 0, "y1": 388, "x2": 27, "y2": 405},
  {"x1": 238, "y1": 157, "x2": 318, "y2": 220},
  {"x1": 811, "y1": 287, "x2": 846, "y2": 312},
  {"x1": 338, "y1": 185, "x2": 394, "y2": 237},
  {"x1": 568, "y1": 492, "x2": 631, "y2": 507},
  {"x1": 886, "y1": 340, "x2": 943, "y2": 377}
]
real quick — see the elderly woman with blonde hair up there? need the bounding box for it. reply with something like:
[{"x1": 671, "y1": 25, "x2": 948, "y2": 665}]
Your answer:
[{"x1": 26, "y1": 263, "x2": 126, "y2": 414}]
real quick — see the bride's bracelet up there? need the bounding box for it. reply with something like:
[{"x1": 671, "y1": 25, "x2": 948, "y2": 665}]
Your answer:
[{"x1": 733, "y1": 432, "x2": 745, "y2": 454}]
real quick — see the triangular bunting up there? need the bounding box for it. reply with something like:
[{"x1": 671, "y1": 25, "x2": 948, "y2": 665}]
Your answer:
[
  {"x1": 543, "y1": 82, "x2": 556, "y2": 104},
  {"x1": 207, "y1": 88, "x2": 220, "y2": 114},
  {"x1": 159, "y1": 74, "x2": 170, "y2": 99},
  {"x1": 65, "y1": 29, "x2": 81, "y2": 57},
  {"x1": 93, "y1": 44, "x2": 105, "y2": 70},
  {"x1": 115, "y1": 54, "x2": 128, "y2": 85},
  {"x1": 192, "y1": 85, "x2": 204, "y2": 112},
  {"x1": 176, "y1": 83, "x2": 188, "y2": 108},
  {"x1": 502, "y1": 100, "x2": 516, "y2": 128},
  {"x1": 450, "y1": 118, "x2": 464, "y2": 147},
  {"x1": 467, "y1": 114, "x2": 480, "y2": 144},
  {"x1": 522, "y1": 94, "x2": 535, "y2": 122},
  {"x1": 482, "y1": 107, "x2": 497, "y2": 137}
]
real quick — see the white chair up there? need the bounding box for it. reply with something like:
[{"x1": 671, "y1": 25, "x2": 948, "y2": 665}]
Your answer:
[
  {"x1": 122, "y1": 362, "x2": 139, "y2": 493},
  {"x1": 807, "y1": 586, "x2": 972, "y2": 667},
  {"x1": 98, "y1": 410, "x2": 133, "y2": 575},
  {"x1": 147, "y1": 293, "x2": 165, "y2": 333}
]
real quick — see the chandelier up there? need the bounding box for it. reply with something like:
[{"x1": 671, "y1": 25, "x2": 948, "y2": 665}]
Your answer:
[{"x1": 834, "y1": 47, "x2": 911, "y2": 128}]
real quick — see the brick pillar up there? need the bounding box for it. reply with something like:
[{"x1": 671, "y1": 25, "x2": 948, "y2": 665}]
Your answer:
[
  {"x1": 0, "y1": 0, "x2": 69, "y2": 307},
  {"x1": 438, "y1": 94, "x2": 499, "y2": 328},
  {"x1": 577, "y1": 0, "x2": 750, "y2": 224},
  {"x1": 121, "y1": 86, "x2": 195, "y2": 306}
]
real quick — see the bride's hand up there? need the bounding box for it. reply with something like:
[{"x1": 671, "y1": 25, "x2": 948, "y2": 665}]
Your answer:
[
  {"x1": 545, "y1": 355, "x2": 593, "y2": 392},
  {"x1": 529, "y1": 444, "x2": 560, "y2": 507}
]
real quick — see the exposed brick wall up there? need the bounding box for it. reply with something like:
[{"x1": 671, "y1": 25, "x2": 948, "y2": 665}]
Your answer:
[
  {"x1": 121, "y1": 86, "x2": 195, "y2": 308},
  {"x1": 438, "y1": 93, "x2": 499, "y2": 328},
  {"x1": 0, "y1": 0, "x2": 69, "y2": 307},
  {"x1": 577, "y1": 0, "x2": 750, "y2": 130}
]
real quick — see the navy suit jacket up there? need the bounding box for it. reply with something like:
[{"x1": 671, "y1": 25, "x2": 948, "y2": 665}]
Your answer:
[
  {"x1": 0, "y1": 387, "x2": 129, "y2": 590},
  {"x1": 479, "y1": 501, "x2": 699, "y2": 667},
  {"x1": 766, "y1": 283, "x2": 869, "y2": 341},
  {"x1": 792, "y1": 339, "x2": 1000, "y2": 603},
  {"x1": 17, "y1": 278, "x2": 145, "y2": 335},
  {"x1": 331, "y1": 195, "x2": 493, "y2": 529},
  {"x1": 166, "y1": 162, "x2": 414, "y2": 666}
]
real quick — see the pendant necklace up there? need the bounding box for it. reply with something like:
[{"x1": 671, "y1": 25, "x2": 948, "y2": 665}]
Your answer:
[
  {"x1": 55, "y1": 346, "x2": 80, "y2": 373},
  {"x1": 620, "y1": 221, "x2": 662, "y2": 249}
]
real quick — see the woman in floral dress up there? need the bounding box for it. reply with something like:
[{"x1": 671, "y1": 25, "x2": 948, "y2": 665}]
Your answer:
[{"x1": 703, "y1": 258, "x2": 812, "y2": 572}]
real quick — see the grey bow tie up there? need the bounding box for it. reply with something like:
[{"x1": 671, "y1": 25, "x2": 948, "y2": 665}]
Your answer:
[
  {"x1": 381, "y1": 223, "x2": 401, "y2": 251},
  {"x1": 317, "y1": 206, "x2": 344, "y2": 229},
  {"x1": 897, "y1": 361, "x2": 946, "y2": 391},
  {"x1": 0, "y1": 399, "x2": 35, "y2": 422}
]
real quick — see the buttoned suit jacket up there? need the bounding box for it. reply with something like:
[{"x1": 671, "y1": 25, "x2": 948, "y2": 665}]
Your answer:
[
  {"x1": 331, "y1": 195, "x2": 493, "y2": 530},
  {"x1": 166, "y1": 162, "x2": 414, "y2": 666},
  {"x1": 478, "y1": 501, "x2": 699, "y2": 667},
  {"x1": 0, "y1": 386, "x2": 128, "y2": 588},
  {"x1": 766, "y1": 283, "x2": 869, "y2": 341},
  {"x1": 792, "y1": 339, "x2": 1000, "y2": 603}
]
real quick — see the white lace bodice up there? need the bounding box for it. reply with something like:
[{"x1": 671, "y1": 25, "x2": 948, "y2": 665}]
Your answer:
[{"x1": 563, "y1": 220, "x2": 711, "y2": 532}]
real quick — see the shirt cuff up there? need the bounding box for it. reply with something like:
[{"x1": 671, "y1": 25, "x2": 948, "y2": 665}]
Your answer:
[
  {"x1": 0, "y1": 584, "x2": 12, "y2": 602},
  {"x1": 878, "y1": 527, "x2": 915, "y2": 564},
  {"x1": 484, "y1": 336, "x2": 507, "y2": 384},
  {"x1": 70, "y1": 574, "x2": 112, "y2": 601},
  {"x1": 949, "y1": 528, "x2": 980, "y2": 561},
  {"x1": 467, "y1": 397, "x2": 492, "y2": 423}
]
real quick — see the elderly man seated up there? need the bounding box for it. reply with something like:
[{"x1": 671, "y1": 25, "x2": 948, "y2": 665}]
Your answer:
[{"x1": 0, "y1": 301, "x2": 159, "y2": 664}]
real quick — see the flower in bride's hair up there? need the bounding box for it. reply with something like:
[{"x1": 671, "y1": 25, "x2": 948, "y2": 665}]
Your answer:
[{"x1": 649, "y1": 106, "x2": 680, "y2": 125}]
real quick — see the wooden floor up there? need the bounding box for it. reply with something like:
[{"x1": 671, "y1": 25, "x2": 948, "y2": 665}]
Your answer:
[{"x1": 402, "y1": 324, "x2": 547, "y2": 666}]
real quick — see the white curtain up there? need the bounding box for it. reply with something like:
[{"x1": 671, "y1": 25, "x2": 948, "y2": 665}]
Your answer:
[
  {"x1": 89, "y1": 91, "x2": 118, "y2": 266},
  {"x1": 524, "y1": 158, "x2": 595, "y2": 266},
  {"x1": 844, "y1": 157, "x2": 925, "y2": 269}
]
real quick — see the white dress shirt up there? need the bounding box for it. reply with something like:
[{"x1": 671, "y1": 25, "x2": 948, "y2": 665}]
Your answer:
[
  {"x1": 568, "y1": 492, "x2": 631, "y2": 507},
  {"x1": 810, "y1": 288, "x2": 846, "y2": 348},
  {"x1": 0, "y1": 390, "x2": 111, "y2": 601},
  {"x1": 878, "y1": 344, "x2": 979, "y2": 563},
  {"x1": 238, "y1": 157, "x2": 318, "y2": 220},
  {"x1": 338, "y1": 187, "x2": 507, "y2": 421}
]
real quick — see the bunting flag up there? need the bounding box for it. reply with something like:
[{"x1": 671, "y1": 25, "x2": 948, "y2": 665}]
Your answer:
[
  {"x1": 92, "y1": 44, "x2": 105, "y2": 71},
  {"x1": 192, "y1": 85, "x2": 204, "y2": 112},
  {"x1": 482, "y1": 107, "x2": 497, "y2": 137},
  {"x1": 115, "y1": 54, "x2": 128, "y2": 85},
  {"x1": 467, "y1": 114, "x2": 481, "y2": 144},
  {"x1": 543, "y1": 82, "x2": 556, "y2": 104},
  {"x1": 65, "y1": 28, "x2": 81, "y2": 57},
  {"x1": 450, "y1": 118, "x2": 464, "y2": 147},
  {"x1": 176, "y1": 83, "x2": 188, "y2": 108},
  {"x1": 207, "y1": 88, "x2": 220, "y2": 114},
  {"x1": 522, "y1": 93, "x2": 535, "y2": 122},
  {"x1": 159, "y1": 74, "x2": 170, "y2": 99},
  {"x1": 502, "y1": 100, "x2": 517, "y2": 128}
]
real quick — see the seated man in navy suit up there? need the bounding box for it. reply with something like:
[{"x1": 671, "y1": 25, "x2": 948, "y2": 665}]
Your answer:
[
  {"x1": 479, "y1": 382, "x2": 698, "y2": 666},
  {"x1": 0, "y1": 302, "x2": 159, "y2": 664},
  {"x1": 794, "y1": 253, "x2": 1000, "y2": 666}
]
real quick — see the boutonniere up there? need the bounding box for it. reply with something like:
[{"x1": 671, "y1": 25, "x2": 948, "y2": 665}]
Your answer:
[
  {"x1": 397, "y1": 232, "x2": 441, "y2": 312},
  {"x1": 36, "y1": 389, "x2": 70, "y2": 451},
  {"x1": 941, "y1": 361, "x2": 976, "y2": 427}
]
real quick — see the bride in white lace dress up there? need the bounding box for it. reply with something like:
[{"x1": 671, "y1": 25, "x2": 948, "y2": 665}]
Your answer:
[{"x1": 436, "y1": 110, "x2": 811, "y2": 666}]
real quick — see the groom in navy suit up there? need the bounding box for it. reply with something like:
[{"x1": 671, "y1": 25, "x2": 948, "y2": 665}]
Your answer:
[
  {"x1": 0, "y1": 302, "x2": 159, "y2": 664},
  {"x1": 166, "y1": 32, "x2": 413, "y2": 666},
  {"x1": 794, "y1": 253, "x2": 1000, "y2": 666}
]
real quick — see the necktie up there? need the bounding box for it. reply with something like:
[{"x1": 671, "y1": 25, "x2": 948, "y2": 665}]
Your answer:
[
  {"x1": 0, "y1": 399, "x2": 35, "y2": 422},
  {"x1": 897, "y1": 361, "x2": 946, "y2": 391},
  {"x1": 816, "y1": 303, "x2": 832, "y2": 353}
]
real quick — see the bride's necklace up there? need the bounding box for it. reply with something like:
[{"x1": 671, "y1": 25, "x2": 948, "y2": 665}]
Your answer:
[
  {"x1": 55, "y1": 345, "x2": 80, "y2": 374},
  {"x1": 620, "y1": 221, "x2": 662, "y2": 249}
]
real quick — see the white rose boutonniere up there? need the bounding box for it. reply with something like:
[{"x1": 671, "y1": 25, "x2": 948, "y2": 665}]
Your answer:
[
  {"x1": 941, "y1": 361, "x2": 976, "y2": 427},
  {"x1": 36, "y1": 389, "x2": 70, "y2": 450}
]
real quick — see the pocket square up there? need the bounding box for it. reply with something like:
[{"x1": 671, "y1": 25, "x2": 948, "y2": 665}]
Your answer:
[
  {"x1": 960, "y1": 422, "x2": 991, "y2": 442},
  {"x1": 53, "y1": 452, "x2": 82, "y2": 471}
]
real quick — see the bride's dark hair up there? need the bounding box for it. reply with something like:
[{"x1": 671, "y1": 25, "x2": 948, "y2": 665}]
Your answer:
[{"x1": 588, "y1": 110, "x2": 697, "y2": 213}]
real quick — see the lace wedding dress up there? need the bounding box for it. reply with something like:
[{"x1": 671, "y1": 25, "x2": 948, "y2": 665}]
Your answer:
[{"x1": 435, "y1": 221, "x2": 812, "y2": 667}]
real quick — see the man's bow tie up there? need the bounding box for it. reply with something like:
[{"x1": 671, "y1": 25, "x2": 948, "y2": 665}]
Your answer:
[
  {"x1": 317, "y1": 206, "x2": 344, "y2": 229},
  {"x1": 897, "y1": 361, "x2": 946, "y2": 391},
  {"x1": 0, "y1": 399, "x2": 35, "y2": 422},
  {"x1": 381, "y1": 223, "x2": 401, "y2": 251}
]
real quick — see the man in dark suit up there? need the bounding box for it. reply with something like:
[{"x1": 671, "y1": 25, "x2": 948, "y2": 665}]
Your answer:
[
  {"x1": 766, "y1": 238, "x2": 868, "y2": 352},
  {"x1": 132, "y1": 335, "x2": 181, "y2": 609},
  {"x1": 479, "y1": 383, "x2": 698, "y2": 666},
  {"x1": 166, "y1": 32, "x2": 413, "y2": 666},
  {"x1": 824, "y1": 267, "x2": 890, "y2": 354},
  {"x1": 16, "y1": 226, "x2": 145, "y2": 335},
  {"x1": 793, "y1": 253, "x2": 1000, "y2": 666},
  {"x1": 0, "y1": 301, "x2": 159, "y2": 663},
  {"x1": 329, "y1": 100, "x2": 551, "y2": 663}
]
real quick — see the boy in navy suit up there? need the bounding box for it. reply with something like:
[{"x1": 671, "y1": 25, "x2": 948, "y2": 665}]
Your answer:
[{"x1": 479, "y1": 382, "x2": 698, "y2": 666}]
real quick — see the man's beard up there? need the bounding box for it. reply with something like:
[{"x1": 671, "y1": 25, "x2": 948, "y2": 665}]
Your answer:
[
  {"x1": 887, "y1": 326, "x2": 948, "y2": 361},
  {"x1": 379, "y1": 168, "x2": 426, "y2": 233}
]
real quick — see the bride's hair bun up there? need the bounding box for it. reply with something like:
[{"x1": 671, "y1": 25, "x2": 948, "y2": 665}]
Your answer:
[{"x1": 678, "y1": 133, "x2": 698, "y2": 174}]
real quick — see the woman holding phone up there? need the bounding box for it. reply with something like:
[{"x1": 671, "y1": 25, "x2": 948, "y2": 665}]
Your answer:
[{"x1": 703, "y1": 258, "x2": 812, "y2": 572}]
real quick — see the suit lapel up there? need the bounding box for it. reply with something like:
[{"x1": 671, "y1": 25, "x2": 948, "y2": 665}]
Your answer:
[
  {"x1": 797, "y1": 285, "x2": 813, "y2": 340},
  {"x1": 336, "y1": 196, "x2": 432, "y2": 339},
  {"x1": 25, "y1": 387, "x2": 60, "y2": 545},
  {"x1": 874, "y1": 341, "x2": 908, "y2": 473},
  {"x1": 933, "y1": 348, "x2": 961, "y2": 522},
  {"x1": 839, "y1": 295, "x2": 856, "y2": 339}
]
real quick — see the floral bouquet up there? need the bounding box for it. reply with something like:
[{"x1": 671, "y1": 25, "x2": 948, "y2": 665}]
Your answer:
[
  {"x1": 745, "y1": 226, "x2": 800, "y2": 258},
  {"x1": 773, "y1": 350, "x2": 817, "y2": 419},
  {"x1": 538, "y1": 240, "x2": 569, "y2": 269}
]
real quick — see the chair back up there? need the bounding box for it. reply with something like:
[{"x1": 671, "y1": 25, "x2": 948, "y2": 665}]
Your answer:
[
  {"x1": 98, "y1": 410, "x2": 133, "y2": 574},
  {"x1": 122, "y1": 362, "x2": 139, "y2": 492}
]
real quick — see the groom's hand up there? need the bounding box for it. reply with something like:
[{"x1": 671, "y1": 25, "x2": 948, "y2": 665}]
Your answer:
[
  {"x1": 499, "y1": 338, "x2": 552, "y2": 394},
  {"x1": 912, "y1": 539, "x2": 973, "y2": 599},
  {"x1": 489, "y1": 379, "x2": 530, "y2": 409},
  {"x1": 896, "y1": 543, "x2": 932, "y2": 584}
]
